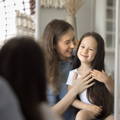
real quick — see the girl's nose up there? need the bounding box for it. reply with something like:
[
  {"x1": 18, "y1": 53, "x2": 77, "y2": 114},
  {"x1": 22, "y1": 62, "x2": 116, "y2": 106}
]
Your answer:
[{"x1": 83, "y1": 48, "x2": 88, "y2": 54}]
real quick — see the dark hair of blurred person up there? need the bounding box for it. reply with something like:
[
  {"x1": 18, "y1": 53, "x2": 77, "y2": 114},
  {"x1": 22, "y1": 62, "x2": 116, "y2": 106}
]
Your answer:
[{"x1": 0, "y1": 36, "x2": 47, "y2": 120}]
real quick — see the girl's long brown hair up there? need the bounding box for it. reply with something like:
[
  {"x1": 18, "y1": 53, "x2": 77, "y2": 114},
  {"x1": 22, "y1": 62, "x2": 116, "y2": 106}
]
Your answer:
[
  {"x1": 73, "y1": 32, "x2": 113, "y2": 119},
  {"x1": 42, "y1": 19, "x2": 74, "y2": 93}
]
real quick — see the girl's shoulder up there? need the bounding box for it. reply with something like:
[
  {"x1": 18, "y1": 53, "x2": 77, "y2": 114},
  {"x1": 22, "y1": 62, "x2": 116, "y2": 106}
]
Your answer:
[
  {"x1": 69, "y1": 68, "x2": 82, "y2": 78},
  {"x1": 69, "y1": 68, "x2": 78, "y2": 73}
]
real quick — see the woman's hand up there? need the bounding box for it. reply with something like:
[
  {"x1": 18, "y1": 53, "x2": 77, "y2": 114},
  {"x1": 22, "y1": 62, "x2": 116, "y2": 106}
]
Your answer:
[
  {"x1": 72, "y1": 72, "x2": 95, "y2": 94},
  {"x1": 91, "y1": 69, "x2": 114, "y2": 94}
]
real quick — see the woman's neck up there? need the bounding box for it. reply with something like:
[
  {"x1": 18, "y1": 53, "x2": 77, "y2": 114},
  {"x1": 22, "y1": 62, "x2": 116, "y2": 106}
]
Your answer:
[{"x1": 59, "y1": 56, "x2": 71, "y2": 62}]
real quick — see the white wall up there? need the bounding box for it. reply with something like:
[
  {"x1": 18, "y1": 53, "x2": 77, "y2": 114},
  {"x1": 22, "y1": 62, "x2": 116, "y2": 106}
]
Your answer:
[
  {"x1": 38, "y1": 0, "x2": 95, "y2": 40},
  {"x1": 114, "y1": 0, "x2": 120, "y2": 119},
  {"x1": 94, "y1": 0, "x2": 115, "y2": 76},
  {"x1": 37, "y1": 0, "x2": 114, "y2": 75},
  {"x1": 94, "y1": 0, "x2": 106, "y2": 38}
]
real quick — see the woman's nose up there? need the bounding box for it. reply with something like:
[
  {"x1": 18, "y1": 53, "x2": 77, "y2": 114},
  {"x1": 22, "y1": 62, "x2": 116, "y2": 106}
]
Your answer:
[{"x1": 70, "y1": 42, "x2": 75, "y2": 49}]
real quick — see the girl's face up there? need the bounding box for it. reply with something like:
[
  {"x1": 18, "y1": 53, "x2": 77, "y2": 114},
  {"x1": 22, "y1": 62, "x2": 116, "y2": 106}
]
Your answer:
[
  {"x1": 77, "y1": 36, "x2": 97, "y2": 65},
  {"x1": 55, "y1": 29, "x2": 75, "y2": 60}
]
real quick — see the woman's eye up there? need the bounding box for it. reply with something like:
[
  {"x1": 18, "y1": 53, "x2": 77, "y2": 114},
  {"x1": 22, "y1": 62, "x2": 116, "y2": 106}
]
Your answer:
[
  {"x1": 66, "y1": 41, "x2": 70, "y2": 45},
  {"x1": 80, "y1": 46, "x2": 84, "y2": 48}
]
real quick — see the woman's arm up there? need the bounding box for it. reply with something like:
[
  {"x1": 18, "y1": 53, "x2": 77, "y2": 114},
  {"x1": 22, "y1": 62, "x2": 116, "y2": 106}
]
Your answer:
[
  {"x1": 91, "y1": 70, "x2": 114, "y2": 95},
  {"x1": 104, "y1": 75, "x2": 114, "y2": 95},
  {"x1": 68, "y1": 85, "x2": 88, "y2": 110},
  {"x1": 51, "y1": 73, "x2": 94, "y2": 115},
  {"x1": 51, "y1": 86, "x2": 80, "y2": 115}
]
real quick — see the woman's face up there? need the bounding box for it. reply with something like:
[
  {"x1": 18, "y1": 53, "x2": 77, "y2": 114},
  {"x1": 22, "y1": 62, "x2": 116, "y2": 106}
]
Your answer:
[
  {"x1": 55, "y1": 29, "x2": 75, "y2": 60},
  {"x1": 77, "y1": 36, "x2": 97, "y2": 65}
]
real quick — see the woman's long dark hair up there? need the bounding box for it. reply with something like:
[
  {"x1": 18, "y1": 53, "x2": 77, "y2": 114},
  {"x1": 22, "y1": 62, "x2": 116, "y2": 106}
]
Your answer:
[
  {"x1": 0, "y1": 36, "x2": 47, "y2": 120},
  {"x1": 73, "y1": 32, "x2": 113, "y2": 119},
  {"x1": 42, "y1": 19, "x2": 74, "y2": 93}
]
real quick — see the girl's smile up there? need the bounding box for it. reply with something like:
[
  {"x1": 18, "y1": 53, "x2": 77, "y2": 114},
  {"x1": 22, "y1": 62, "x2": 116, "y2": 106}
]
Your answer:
[{"x1": 77, "y1": 36, "x2": 97, "y2": 64}]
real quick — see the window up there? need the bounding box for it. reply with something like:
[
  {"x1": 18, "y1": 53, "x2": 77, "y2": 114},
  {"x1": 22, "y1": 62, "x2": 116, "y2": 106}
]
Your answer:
[
  {"x1": 105, "y1": 0, "x2": 115, "y2": 50},
  {"x1": 0, "y1": 0, "x2": 31, "y2": 47}
]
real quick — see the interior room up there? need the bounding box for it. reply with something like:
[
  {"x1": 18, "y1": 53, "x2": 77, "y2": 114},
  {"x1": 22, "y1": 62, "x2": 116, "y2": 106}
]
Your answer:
[{"x1": 0, "y1": 0, "x2": 120, "y2": 119}]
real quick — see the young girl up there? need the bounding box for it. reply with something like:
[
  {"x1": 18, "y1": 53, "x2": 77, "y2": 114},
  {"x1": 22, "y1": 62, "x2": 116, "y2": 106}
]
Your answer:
[{"x1": 66, "y1": 32, "x2": 114, "y2": 120}]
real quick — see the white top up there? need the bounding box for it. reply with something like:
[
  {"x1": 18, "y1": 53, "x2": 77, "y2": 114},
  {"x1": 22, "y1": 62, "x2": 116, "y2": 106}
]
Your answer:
[
  {"x1": 0, "y1": 77, "x2": 24, "y2": 120},
  {"x1": 66, "y1": 69, "x2": 91, "y2": 104}
]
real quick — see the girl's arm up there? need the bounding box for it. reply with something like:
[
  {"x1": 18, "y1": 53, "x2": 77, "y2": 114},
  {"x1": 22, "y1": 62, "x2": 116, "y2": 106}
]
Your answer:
[
  {"x1": 51, "y1": 74, "x2": 94, "y2": 115},
  {"x1": 68, "y1": 85, "x2": 102, "y2": 116},
  {"x1": 91, "y1": 70, "x2": 114, "y2": 95}
]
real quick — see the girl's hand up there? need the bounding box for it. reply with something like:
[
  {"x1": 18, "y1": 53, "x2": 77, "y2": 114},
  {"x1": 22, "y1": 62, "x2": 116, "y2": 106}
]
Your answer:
[
  {"x1": 85, "y1": 104, "x2": 102, "y2": 116},
  {"x1": 91, "y1": 69, "x2": 110, "y2": 84},
  {"x1": 72, "y1": 72, "x2": 95, "y2": 94}
]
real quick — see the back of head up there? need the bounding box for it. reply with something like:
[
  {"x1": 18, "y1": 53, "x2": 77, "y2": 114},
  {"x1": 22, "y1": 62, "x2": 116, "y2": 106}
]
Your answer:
[{"x1": 0, "y1": 36, "x2": 47, "y2": 120}]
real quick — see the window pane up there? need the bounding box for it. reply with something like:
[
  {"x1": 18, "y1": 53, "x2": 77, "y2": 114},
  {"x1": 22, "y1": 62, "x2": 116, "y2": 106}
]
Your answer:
[{"x1": 0, "y1": 0, "x2": 31, "y2": 46}]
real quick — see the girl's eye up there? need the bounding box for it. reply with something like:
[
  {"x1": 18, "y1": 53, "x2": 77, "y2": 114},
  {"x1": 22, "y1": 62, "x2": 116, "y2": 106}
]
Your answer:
[{"x1": 89, "y1": 48, "x2": 94, "y2": 51}]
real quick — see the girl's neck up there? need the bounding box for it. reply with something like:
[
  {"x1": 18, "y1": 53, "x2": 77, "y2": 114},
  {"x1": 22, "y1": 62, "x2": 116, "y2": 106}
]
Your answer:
[{"x1": 77, "y1": 63, "x2": 92, "y2": 74}]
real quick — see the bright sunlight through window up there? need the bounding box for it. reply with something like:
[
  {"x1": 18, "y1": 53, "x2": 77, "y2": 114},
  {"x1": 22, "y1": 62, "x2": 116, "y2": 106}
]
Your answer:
[{"x1": 0, "y1": 0, "x2": 31, "y2": 47}]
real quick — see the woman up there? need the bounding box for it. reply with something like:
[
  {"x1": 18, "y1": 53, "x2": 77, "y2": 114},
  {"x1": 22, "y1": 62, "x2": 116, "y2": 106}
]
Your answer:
[{"x1": 41, "y1": 19, "x2": 95, "y2": 118}]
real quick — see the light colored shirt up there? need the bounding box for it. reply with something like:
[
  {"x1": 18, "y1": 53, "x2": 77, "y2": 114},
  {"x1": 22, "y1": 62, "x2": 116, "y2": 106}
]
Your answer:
[
  {"x1": 0, "y1": 77, "x2": 24, "y2": 120},
  {"x1": 66, "y1": 69, "x2": 91, "y2": 104}
]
